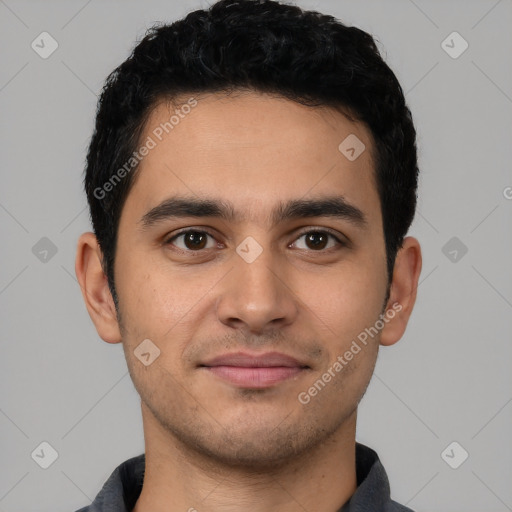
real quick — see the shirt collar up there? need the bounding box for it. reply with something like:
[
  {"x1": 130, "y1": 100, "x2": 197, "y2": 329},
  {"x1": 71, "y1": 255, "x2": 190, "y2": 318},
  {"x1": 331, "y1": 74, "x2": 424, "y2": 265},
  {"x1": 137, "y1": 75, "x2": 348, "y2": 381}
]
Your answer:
[{"x1": 80, "y1": 443, "x2": 413, "y2": 512}]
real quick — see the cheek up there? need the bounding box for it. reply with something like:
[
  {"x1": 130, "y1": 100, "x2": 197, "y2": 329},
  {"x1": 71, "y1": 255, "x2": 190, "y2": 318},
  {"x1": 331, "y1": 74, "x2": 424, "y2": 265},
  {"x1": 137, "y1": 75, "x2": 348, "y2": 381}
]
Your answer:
[
  {"x1": 114, "y1": 251, "x2": 175, "y2": 340},
  {"x1": 298, "y1": 263, "x2": 387, "y2": 343},
  {"x1": 115, "y1": 251, "x2": 220, "y2": 349}
]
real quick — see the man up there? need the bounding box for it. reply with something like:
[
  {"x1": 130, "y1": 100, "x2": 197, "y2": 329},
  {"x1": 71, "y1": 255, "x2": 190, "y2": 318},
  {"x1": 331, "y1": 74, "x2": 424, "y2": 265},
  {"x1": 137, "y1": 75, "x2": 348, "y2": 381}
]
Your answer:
[{"x1": 75, "y1": 0, "x2": 422, "y2": 510}]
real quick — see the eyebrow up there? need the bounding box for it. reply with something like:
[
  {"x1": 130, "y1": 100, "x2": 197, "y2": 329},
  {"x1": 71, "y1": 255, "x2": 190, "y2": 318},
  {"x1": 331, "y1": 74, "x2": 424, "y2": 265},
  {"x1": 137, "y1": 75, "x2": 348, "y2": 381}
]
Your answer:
[{"x1": 138, "y1": 195, "x2": 367, "y2": 230}]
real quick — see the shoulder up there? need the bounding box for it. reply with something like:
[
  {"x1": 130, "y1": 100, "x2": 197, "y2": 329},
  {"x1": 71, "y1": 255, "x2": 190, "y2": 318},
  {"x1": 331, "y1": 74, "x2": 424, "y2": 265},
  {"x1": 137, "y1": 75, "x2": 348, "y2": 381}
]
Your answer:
[{"x1": 387, "y1": 500, "x2": 416, "y2": 511}]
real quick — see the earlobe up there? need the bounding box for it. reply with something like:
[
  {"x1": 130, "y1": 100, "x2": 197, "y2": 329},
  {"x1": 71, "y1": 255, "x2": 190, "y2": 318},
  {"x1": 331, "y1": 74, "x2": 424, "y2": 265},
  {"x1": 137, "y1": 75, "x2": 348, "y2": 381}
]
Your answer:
[
  {"x1": 380, "y1": 236, "x2": 422, "y2": 347},
  {"x1": 75, "y1": 232, "x2": 122, "y2": 344}
]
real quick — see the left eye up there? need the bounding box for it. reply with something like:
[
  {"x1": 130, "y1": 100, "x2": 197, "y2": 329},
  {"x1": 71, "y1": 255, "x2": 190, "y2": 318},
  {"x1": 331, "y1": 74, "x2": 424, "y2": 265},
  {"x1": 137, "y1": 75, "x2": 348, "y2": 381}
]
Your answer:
[{"x1": 292, "y1": 231, "x2": 342, "y2": 251}]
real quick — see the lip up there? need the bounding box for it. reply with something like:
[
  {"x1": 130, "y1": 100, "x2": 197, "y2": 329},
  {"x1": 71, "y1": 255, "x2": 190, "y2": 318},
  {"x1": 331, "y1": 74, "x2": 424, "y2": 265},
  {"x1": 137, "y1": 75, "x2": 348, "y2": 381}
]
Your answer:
[
  {"x1": 201, "y1": 351, "x2": 308, "y2": 368},
  {"x1": 199, "y1": 351, "x2": 310, "y2": 389}
]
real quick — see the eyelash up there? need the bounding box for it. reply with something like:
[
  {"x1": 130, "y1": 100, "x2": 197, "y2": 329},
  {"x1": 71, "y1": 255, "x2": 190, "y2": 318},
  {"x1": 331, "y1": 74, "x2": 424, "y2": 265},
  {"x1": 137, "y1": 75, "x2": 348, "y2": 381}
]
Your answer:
[{"x1": 164, "y1": 228, "x2": 346, "y2": 253}]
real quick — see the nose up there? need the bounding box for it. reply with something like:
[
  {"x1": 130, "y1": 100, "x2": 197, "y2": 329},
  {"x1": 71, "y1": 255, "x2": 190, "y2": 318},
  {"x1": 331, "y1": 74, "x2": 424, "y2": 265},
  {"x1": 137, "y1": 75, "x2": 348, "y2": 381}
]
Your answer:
[{"x1": 215, "y1": 250, "x2": 299, "y2": 335}]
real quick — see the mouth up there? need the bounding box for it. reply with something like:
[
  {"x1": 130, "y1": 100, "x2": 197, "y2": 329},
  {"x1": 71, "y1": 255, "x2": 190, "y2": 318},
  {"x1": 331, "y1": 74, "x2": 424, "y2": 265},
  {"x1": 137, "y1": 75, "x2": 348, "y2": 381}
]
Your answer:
[{"x1": 199, "y1": 351, "x2": 310, "y2": 389}]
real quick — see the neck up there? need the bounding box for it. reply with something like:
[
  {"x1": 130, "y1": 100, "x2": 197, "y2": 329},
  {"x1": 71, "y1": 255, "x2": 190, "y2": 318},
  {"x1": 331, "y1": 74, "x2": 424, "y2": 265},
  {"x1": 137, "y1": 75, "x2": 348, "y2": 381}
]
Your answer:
[{"x1": 133, "y1": 405, "x2": 358, "y2": 512}]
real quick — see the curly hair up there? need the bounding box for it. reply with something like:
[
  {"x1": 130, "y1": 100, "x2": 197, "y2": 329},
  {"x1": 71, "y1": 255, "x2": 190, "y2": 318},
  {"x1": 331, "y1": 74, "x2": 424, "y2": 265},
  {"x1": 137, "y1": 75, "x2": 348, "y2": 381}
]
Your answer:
[{"x1": 84, "y1": 0, "x2": 419, "y2": 307}]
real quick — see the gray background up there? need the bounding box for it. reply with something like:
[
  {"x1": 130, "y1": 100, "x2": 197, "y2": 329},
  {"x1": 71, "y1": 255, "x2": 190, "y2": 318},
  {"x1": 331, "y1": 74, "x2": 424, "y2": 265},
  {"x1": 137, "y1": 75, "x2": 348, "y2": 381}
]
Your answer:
[{"x1": 1, "y1": 0, "x2": 511, "y2": 511}]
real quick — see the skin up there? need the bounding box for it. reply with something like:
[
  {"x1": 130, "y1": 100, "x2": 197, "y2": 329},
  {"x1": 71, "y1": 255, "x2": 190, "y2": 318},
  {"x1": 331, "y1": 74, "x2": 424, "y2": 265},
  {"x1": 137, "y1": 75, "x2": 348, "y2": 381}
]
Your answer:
[{"x1": 76, "y1": 91, "x2": 422, "y2": 512}]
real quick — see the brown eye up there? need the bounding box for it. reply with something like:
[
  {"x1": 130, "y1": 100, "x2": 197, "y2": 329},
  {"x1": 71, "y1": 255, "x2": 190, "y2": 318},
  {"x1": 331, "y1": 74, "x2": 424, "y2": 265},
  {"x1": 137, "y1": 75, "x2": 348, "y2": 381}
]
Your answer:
[
  {"x1": 305, "y1": 232, "x2": 329, "y2": 250},
  {"x1": 292, "y1": 230, "x2": 342, "y2": 251},
  {"x1": 168, "y1": 230, "x2": 216, "y2": 251}
]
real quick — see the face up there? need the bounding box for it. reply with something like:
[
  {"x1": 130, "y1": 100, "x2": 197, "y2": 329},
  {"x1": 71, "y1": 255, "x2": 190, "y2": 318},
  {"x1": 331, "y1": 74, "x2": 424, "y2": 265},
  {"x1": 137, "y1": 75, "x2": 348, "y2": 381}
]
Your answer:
[{"x1": 111, "y1": 92, "x2": 391, "y2": 467}]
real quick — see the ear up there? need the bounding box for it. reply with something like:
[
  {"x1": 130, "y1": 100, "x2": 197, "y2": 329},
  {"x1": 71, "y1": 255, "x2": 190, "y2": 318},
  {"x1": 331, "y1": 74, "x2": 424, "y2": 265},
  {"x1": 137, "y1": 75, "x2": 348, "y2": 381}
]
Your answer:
[
  {"x1": 75, "y1": 232, "x2": 122, "y2": 344},
  {"x1": 380, "y1": 236, "x2": 422, "y2": 347}
]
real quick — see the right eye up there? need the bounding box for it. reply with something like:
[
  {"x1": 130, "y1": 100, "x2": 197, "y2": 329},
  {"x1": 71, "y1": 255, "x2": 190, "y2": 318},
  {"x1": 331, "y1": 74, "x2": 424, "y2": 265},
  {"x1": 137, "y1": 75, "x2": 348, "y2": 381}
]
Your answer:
[{"x1": 165, "y1": 230, "x2": 218, "y2": 251}]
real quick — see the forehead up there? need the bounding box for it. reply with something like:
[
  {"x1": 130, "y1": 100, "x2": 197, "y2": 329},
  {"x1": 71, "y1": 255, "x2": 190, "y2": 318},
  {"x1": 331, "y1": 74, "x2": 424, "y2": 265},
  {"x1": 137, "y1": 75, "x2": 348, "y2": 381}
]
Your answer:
[{"x1": 121, "y1": 91, "x2": 381, "y2": 228}]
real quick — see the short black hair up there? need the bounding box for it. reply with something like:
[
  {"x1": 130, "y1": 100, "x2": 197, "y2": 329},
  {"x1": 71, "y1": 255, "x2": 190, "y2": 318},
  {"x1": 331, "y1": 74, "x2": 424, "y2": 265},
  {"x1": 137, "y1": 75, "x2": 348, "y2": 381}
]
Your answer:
[{"x1": 84, "y1": 0, "x2": 419, "y2": 308}]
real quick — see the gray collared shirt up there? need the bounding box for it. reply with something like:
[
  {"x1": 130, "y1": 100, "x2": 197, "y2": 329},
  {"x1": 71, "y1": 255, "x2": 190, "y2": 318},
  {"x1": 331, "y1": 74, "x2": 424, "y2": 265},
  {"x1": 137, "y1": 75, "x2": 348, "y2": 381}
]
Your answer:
[{"x1": 75, "y1": 443, "x2": 415, "y2": 512}]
